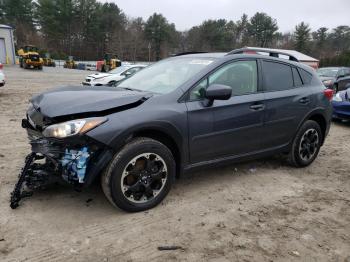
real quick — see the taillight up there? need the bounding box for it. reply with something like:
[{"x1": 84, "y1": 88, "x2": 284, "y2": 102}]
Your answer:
[
  {"x1": 323, "y1": 89, "x2": 333, "y2": 101},
  {"x1": 0, "y1": 64, "x2": 3, "y2": 70}
]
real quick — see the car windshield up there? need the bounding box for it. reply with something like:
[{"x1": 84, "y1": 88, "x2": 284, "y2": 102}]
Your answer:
[
  {"x1": 317, "y1": 68, "x2": 339, "y2": 77},
  {"x1": 109, "y1": 66, "x2": 131, "y2": 74},
  {"x1": 117, "y1": 57, "x2": 215, "y2": 94}
]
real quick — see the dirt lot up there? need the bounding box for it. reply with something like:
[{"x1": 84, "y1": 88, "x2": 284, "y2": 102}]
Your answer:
[{"x1": 0, "y1": 66, "x2": 349, "y2": 262}]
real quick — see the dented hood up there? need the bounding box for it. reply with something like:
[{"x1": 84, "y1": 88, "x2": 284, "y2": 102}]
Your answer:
[{"x1": 30, "y1": 86, "x2": 151, "y2": 119}]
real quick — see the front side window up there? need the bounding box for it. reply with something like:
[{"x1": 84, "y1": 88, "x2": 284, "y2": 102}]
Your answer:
[
  {"x1": 189, "y1": 60, "x2": 258, "y2": 100},
  {"x1": 263, "y1": 61, "x2": 294, "y2": 91},
  {"x1": 124, "y1": 67, "x2": 141, "y2": 75}
]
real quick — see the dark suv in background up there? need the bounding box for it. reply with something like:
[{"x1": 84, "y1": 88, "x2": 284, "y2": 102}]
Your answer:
[
  {"x1": 12, "y1": 48, "x2": 333, "y2": 212},
  {"x1": 317, "y1": 67, "x2": 350, "y2": 92}
]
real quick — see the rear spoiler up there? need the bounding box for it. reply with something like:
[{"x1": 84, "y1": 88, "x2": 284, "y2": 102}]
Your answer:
[{"x1": 227, "y1": 47, "x2": 299, "y2": 62}]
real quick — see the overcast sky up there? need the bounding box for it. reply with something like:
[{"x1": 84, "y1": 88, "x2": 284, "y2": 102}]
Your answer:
[{"x1": 101, "y1": 0, "x2": 350, "y2": 33}]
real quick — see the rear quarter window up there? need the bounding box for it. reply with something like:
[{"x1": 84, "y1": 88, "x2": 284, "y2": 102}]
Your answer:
[
  {"x1": 292, "y1": 67, "x2": 303, "y2": 87},
  {"x1": 262, "y1": 61, "x2": 294, "y2": 91},
  {"x1": 299, "y1": 69, "x2": 313, "y2": 85}
]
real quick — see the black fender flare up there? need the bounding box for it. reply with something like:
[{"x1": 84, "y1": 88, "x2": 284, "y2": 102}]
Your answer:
[
  {"x1": 292, "y1": 107, "x2": 330, "y2": 146},
  {"x1": 109, "y1": 120, "x2": 188, "y2": 168}
]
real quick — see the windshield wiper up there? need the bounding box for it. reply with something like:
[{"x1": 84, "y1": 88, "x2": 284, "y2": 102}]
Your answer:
[{"x1": 119, "y1": 86, "x2": 142, "y2": 92}]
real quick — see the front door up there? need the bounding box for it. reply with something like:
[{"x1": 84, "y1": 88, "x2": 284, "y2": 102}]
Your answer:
[{"x1": 186, "y1": 59, "x2": 265, "y2": 164}]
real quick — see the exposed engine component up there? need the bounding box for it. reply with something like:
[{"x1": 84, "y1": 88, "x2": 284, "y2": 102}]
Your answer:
[{"x1": 61, "y1": 147, "x2": 90, "y2": 183}]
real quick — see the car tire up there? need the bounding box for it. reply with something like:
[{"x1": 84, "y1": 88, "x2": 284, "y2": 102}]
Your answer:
[
  {"x1": 101, "y1": 137, "x2": 176, "y2": 212},
  {"x1": 288, "y1": 120, "x2": 323, "y2": 167}
]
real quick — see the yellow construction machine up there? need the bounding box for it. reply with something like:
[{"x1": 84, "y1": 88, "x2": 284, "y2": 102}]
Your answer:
[
  {"x1": 101, "y1": 53, "x2": 121, "y2": 72},
  {"x1": 18, "y1": 45, "x2": 44, "y2": 70},
  {"x1": 43, "y1": 53, "x2": 56, "y2": 67},
  {"x1": 64, "y1": 56, "x2": 77, "y2": 69}
]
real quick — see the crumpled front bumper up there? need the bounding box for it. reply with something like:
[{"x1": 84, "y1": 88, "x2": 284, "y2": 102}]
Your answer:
[
  {"x1": 10, "y1": 119, "x2": 113, "y2": 209},
  {"x1": 22, "y1": 118, "x2": 113, "y2": 187}
]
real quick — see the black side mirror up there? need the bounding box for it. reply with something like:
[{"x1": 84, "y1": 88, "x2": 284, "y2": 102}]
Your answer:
[{"x1": 203, "y1": 84, "x2": 232, "y2": 107}]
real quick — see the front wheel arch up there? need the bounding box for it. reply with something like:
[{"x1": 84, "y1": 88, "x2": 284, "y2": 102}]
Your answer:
[{"x1": 109, "y1": 123, "x2": 186, "y2": 177}]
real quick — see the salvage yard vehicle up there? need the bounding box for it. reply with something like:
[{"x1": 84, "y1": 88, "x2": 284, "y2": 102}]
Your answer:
[
  {"x1": 64, "y1": 56, "x2": 77, "y2": 69},
  {"x1": 317, "y1": 67, "x2": 350, "y2": 92},
  {"x1": 101, "y1": 53, "x2": 122, "y2": 72},
  {"x1": 18, "y1": 45, "x2": 44, "y2": 70},
  {"x1": 85, "y1": 63, "x2": 97, "y2": 71},
  {"x1": 332, "y1": 84, "x2": 350, "y2": 121},
  {"x1": 0, "y1": 63, "x2": 5, "y2": 86},
  {"x1": 82, "y1": 64, "x2": 147, "y2": 86},
  {"x1": 11, "y1": 48, "x2": 333, "y2": 212},
  {"x1": 43, "y1": 54, "x2": 56, "y2": 67}
]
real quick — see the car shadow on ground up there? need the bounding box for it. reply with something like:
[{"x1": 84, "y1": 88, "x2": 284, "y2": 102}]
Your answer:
[
  {"x1": 332, "y1": 119, "x2": 350, "y2": 127},
  {"x1": 17, "y1": 156, "x2": 285, "y2": 214}
]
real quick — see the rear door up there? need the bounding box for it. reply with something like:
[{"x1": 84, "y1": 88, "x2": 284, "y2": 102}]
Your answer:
[
  {"x1": 186, "y1": 59, "x2": 265, "y2": 163},
  {"x1": 260, "y1": 60, "x2": 312, "y2": 149}
]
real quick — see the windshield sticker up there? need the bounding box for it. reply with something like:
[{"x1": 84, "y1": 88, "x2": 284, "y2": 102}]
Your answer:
[{"x1": 189, "y1": 60, "x2": 213, "y2": 65}]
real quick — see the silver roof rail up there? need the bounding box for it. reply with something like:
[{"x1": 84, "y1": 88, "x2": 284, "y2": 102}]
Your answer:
[{"x1": 227, "y1": 47, "x2": 300, "y2": 62}]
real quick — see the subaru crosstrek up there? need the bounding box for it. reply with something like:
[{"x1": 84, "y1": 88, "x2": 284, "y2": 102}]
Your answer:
[{"x1": 11, "y1": 49, "x2": 333, "y2": 212}]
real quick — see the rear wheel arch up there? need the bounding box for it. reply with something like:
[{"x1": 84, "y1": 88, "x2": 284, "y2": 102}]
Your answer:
[
  {"x1": 292, "y1": 109, "x2": 329, "y2": 147},
  {"x1": 308, "y1": 114, "x2": 327, "y2": 143}
]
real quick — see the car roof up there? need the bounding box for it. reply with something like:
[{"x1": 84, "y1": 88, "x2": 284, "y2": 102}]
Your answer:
[
  {"x1": 123, "y1": 64, "x2": 147, "y2": 68},
  {"x1": 176, "y1": 52, "x2": 315, "y2": 74},
  {"x1": 318, "y1": 67, "x2": 349, "y2": 70},
  {"x1": 176, "y1": 52, "x2": 227, "y2": 59}
]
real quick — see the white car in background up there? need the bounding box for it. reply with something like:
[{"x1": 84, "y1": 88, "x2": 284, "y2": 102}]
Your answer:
[
  {"x1": 85, "y1": 63, "x2": 97, "y2": 71},
  {"x1": 0, "y1": 63, "x2": 5, "y2": 87},
  {"x1": 82, "y1": 64, "x2": 147, "y2": 86}
]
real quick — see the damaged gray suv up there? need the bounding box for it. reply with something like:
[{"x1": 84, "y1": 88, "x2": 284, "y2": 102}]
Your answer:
[{"x1": 11, "y1": 48, "x2": 333, "y2": 212}]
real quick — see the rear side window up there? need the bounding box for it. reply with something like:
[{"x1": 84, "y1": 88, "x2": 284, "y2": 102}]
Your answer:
[
  {"x1": 299, "y1": 69, "x2": 313, "y2": 85},
  {"x1": 292, "y1": 67, "x2": 303, "y2": 87},
  {"x1": 263, "y1": 61, "x2": 294, "y2": 91}
]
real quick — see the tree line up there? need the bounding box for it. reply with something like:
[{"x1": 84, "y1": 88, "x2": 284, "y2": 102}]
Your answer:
[{"x1": 0, "y1": 0, "x2": 349, "y2": 65}]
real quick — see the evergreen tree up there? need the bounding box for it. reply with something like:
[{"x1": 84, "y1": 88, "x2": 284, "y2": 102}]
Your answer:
[{"x1": 294, "y1": 22, "x2": 311, "y2": 53}]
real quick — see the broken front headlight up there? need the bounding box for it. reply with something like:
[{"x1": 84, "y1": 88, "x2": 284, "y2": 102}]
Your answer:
[{"x1": 42, "y1": 117, "x2": 107, "y2": 138}]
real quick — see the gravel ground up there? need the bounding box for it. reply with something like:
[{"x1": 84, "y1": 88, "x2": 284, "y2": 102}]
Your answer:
[{"x1": 0, "y1": 66, "x2": 349, "y2": 262}]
